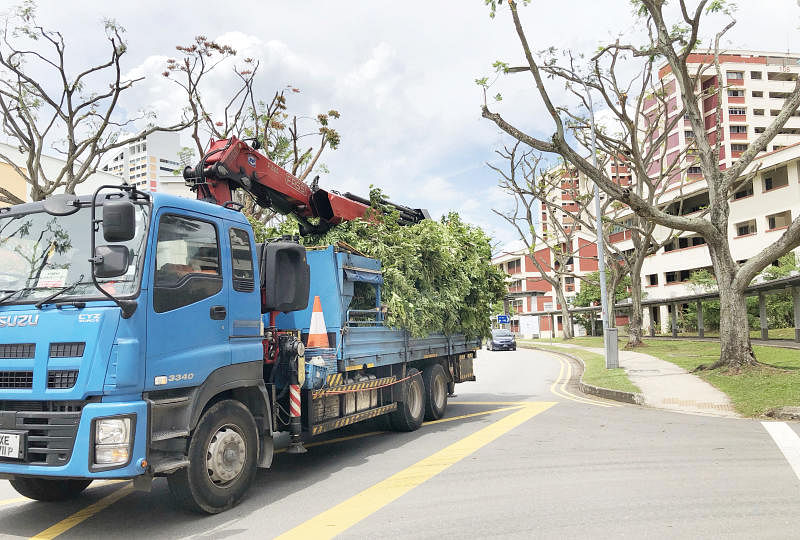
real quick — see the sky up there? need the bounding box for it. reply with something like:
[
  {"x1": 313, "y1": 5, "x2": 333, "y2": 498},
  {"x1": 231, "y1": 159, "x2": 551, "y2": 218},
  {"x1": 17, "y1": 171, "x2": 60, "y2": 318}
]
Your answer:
[{"x1": 8, "y1": 0, "x2": 800, "y2": 249}]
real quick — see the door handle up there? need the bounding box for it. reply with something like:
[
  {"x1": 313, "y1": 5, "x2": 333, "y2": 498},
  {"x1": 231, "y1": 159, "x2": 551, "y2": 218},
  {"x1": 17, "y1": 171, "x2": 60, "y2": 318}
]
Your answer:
[{"x1": 210, "y1": 305, "x2": 227, "y2": 320}]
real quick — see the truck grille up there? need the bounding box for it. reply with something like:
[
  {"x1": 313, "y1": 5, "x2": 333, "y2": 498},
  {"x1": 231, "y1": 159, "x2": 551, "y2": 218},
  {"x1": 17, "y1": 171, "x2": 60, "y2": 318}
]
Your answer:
[
  {"x1": 0, "y1": 371, "x2": 33, "y2": 389},
  {"x1": 47, "y1": 370, "x2": 79, "y2": 389},
  {"x1": 0, "y1": 344, "x2": 35, "y2": 359},
  {"x1": 0, "y1": 401, "x2": 84, "y2": 466},
  {"x1": 49, "y1": 342, "x2": 85, "y2": 358}
]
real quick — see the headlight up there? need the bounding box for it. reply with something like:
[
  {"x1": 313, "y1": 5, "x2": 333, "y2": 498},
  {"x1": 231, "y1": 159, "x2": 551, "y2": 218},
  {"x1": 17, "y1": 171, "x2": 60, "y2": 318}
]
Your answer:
[
  {"x1": 93, "y1": 416, "x2": 133, "y2": 467},
  {"x1": 95, "y1": 418, "x2": 130, "y2": 445}
]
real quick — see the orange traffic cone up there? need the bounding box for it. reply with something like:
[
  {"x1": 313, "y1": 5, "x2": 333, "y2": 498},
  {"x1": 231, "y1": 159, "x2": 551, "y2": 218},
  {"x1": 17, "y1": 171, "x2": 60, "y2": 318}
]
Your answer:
[{"x1": 307, "y1": 296, "x2": 330, "y2": 348}]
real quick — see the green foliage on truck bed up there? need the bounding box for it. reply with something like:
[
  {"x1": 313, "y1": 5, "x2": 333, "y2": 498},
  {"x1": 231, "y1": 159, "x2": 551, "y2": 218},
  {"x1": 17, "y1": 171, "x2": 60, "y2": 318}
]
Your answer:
[{"x1": 310, "y1": 189, "x2": 506, "y2": 339}]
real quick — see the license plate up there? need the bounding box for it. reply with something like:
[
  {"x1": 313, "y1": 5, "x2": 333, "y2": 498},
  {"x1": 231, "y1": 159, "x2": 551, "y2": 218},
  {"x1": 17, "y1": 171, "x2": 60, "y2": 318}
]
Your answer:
[{"x1": 0, "y1": 431, "x2": 23, "y2": 460}]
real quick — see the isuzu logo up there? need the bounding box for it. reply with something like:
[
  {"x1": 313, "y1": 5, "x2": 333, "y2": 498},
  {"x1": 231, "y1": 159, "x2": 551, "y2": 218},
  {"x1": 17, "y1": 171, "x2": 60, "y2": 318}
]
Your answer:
[{"x1": 0, "y1": 315, "x2": 39, "y2": 328}]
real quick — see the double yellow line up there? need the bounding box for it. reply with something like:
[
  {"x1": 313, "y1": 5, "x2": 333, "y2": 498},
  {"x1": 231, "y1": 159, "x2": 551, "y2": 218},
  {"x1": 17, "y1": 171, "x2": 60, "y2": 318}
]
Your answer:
[{"x1": 549, "y1": 353, "x2": 620, "y2": 408}]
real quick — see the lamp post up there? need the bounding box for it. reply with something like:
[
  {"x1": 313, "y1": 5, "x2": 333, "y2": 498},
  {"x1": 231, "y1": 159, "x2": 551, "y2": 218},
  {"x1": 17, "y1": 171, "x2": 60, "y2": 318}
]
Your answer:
[{"x1": 583, "y1": 83, "x2": 619, "y2": 369}]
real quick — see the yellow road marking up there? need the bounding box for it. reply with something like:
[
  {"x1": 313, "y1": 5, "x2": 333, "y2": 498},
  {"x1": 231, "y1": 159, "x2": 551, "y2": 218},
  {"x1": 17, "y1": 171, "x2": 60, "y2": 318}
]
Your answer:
[
  {"x1": 0, "y1": 496, "x2": 28, "y2": 507},
  {"x1": 422, "y1": 406, "x2": 524, "y2": 425},
  {"x1": 548, "y1": 353, "x2": 620, "y2": 408},
  {"x1": 448, "y1": 401, "x2": 530, "y2": 406},
  {"x1": 29, "y1": 483, "x2": 134, "y2": 540},
  {"x1": 275, "y1": 401, "x2": 556, "y2": 540}
]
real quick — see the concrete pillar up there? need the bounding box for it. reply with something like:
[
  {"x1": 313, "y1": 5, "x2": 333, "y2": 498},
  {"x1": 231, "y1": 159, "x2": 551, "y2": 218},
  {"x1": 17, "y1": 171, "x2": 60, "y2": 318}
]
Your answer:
[
  {"x1": 671, "y1": 303, "x2": 678, "y2": 338},
  {"x1": 759, "y1": 292, "x2": 768, "y2": 340},
  {"x1": 696, "y1": 300, "x2": 704, "y2": 338},
  {"x1": 793, "y1": 286, "x2": 800, "y2": 343},
  {"x1": 660, "y1": 305, "x2": 670, "y2": 334}
]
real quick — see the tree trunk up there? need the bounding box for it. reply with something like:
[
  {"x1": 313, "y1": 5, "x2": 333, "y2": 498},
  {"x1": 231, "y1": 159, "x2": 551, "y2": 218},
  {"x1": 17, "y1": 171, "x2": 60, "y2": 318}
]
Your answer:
[
  {"x1": 554, "y1": 286, "x2": 573, "y2": 340},
  {"x1": 717, "y1": 287, "x2": 757, "y2": 370},
  {"x1": 627, "y1": 260, "x2": 645, "y2": 348}
]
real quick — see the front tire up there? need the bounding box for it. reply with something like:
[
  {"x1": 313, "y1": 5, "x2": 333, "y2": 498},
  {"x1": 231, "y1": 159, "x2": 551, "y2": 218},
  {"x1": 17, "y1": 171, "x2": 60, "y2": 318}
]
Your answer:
[
  {"x1": 390, "y1": 368, "x2": 425, "y2": 432},
  {"x1": 9, "y1": 477, "x2": 91, "y2": 501},
  {"x1": 168, "y1": 400, "x2": 258, "y2": 514},
  {"x1": 423, "y1": 364, "x2": 448, "y2": 420}
]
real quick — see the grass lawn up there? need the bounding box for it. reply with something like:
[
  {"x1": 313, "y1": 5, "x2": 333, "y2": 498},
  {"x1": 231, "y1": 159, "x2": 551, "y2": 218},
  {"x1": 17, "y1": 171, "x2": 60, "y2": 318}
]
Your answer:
[
  {"x1": 519, "y1": 341, "x2": 641, "y2": 394},
  {"x1": 524, "y1": 336, "x2": 800, "y2": 417},
  {"x1": 673, "y1": 328, "x2": 797, "y2": 340}
]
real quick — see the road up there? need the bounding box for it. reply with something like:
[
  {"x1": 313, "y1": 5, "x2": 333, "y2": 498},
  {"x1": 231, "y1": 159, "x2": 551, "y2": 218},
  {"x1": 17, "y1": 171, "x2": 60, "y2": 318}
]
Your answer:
[{"x1": 1, "y1": 348, "x2": 800, "y2": 539}]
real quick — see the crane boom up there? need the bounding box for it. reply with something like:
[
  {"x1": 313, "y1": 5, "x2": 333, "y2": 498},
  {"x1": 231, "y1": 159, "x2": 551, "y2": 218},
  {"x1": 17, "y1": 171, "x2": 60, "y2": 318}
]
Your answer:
[{"x1": 183, "y1": 136, "x2": 429, "y2": 233}]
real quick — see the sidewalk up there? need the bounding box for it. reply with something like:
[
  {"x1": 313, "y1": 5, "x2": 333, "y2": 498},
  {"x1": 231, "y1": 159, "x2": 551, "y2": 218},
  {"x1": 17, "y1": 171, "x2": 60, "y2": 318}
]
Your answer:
[{"x1": 545, "y1": 343, "x2": 740, "y2": 418}]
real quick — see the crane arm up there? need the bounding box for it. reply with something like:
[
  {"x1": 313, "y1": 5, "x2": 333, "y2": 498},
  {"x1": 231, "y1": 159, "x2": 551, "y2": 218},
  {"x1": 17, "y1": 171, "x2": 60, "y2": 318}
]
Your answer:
[{"x1": 182, "y1": 137, "x2": 428, "y2": 233}]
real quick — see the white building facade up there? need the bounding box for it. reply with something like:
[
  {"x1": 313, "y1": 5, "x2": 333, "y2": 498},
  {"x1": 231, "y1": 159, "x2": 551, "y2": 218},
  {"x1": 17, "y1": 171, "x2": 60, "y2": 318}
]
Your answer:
[{"x1": 100, "y1": 131, "x2": 190, "y2": 197}]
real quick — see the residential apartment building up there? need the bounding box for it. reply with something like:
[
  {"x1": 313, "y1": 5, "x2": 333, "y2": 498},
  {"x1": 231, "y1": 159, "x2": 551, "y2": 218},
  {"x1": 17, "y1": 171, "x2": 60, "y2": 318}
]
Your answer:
[
  {"x1": 493, "y1": 50, "x2": 800, "y2": 338},
  {"x1": 100, "y1": 131, "x2": 191, "y2": 197}
]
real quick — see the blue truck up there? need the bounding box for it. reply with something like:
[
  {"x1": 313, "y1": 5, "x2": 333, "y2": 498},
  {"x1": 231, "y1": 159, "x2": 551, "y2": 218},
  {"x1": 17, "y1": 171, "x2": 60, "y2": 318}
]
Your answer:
[{"x1": 0, "y1": 144, "x2": 480, "y2": 513}]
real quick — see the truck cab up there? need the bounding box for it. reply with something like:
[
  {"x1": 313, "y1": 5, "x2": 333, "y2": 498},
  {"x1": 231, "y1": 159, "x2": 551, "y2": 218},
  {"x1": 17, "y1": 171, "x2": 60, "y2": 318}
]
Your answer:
[{"x1": 0, "y1": 188, "x2": 275, "y2": 509}]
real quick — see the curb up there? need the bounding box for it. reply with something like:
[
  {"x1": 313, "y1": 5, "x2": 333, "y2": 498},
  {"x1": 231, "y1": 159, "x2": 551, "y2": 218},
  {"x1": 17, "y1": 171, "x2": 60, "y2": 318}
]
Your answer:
[
  {"x1": 521, "y1": 344, "x2": 645, "y2": 406},
  {"x1": 765, "y1": 406, "x2": 800, "y2": 421}
]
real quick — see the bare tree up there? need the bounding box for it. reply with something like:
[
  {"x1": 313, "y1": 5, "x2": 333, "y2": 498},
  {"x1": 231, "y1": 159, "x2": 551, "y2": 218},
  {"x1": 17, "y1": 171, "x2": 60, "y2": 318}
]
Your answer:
[
  {"x1": 0, "y1": 2, "x2": 191, "y2": 203},
  {"x1": 480, "y1": 0, "x2": 800, "y2": 369}
]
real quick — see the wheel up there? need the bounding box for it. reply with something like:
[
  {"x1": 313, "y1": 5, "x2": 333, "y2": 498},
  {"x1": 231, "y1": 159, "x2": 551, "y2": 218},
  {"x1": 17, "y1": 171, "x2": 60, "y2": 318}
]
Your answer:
[
  {"x1": 389, "y1": 368, "x2": 425, "y2": 432},
  {"x1": 9, "y1": 477, "x2": 91, "y2": 501},
  {"x1": 423, "y1": 364, "x2": 448, "y2": 421},
  {"x1": 167, "y1": 400, "x2": 259, "y2": 514}
]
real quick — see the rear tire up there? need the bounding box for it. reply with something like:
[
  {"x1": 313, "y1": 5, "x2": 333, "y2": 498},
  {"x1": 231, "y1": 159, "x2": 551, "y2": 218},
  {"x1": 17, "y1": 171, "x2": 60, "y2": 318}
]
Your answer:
[
  {"x1": 423, "y1": 364, "x2": 448, "y2": 420},
  {"x1": 167, "y1": 400, "x2": 258, "y2": 514},
  {"x1": 9, "y1": 477, "x2": 91, "y2": 501},
  {"x1": 390, "y1": 368, "x2": 425, "y2": 432}
]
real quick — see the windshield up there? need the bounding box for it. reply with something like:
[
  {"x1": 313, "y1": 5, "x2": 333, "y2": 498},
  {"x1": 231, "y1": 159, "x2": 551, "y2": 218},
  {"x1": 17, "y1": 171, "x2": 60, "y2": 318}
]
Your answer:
[
  {"x1": 492, "y1": 329, "x2": 512, "y2": 337},
  {"x1": 0, "y1": 203, "x2": 149, "y2": 303}
]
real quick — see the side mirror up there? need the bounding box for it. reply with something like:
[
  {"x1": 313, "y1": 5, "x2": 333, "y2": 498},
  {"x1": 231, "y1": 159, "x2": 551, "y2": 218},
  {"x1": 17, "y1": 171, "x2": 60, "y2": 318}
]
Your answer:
[
  {"x1": 93, "y1": 245, "x2": 130, "y2": 278},
  {"x1": 260, "y1": 241, "x2": 310, "y2": 313},
  {"x1": 103, "y1": 199, "x2": 136, "y2": 243}
]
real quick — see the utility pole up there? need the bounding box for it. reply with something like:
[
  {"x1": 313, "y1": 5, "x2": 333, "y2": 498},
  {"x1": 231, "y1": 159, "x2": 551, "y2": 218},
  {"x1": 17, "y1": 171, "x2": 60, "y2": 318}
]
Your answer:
[{"x1": 584, "y1": 83, "x2": 619, "y2": 369}]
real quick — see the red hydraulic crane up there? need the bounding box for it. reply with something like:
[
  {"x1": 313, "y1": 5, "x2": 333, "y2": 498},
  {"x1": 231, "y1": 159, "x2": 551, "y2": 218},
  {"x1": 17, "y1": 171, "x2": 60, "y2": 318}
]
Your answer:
[{"x1": 183, "y1": 137, "x2": 429, "y2": 233}]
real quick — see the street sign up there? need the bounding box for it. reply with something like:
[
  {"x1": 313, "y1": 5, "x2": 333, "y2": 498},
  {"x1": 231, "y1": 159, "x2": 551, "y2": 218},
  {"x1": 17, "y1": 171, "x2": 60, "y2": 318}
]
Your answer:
[{"x1": 497, "y1": 314, "x2": 509, "y2": 324}]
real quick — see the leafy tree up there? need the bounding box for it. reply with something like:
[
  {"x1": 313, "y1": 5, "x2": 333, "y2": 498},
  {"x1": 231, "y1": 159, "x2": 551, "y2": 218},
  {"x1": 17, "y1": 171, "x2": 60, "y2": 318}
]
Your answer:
[{"x1": 480, "y1": 0, "x2": 800, "y2": 370}]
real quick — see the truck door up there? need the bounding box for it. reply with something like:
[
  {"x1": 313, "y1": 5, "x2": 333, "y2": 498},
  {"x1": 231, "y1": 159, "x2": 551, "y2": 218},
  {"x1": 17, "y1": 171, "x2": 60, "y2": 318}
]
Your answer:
[
  {"x1": 224, "y1": 223, "x2": 262, "y2": 364},
  {"x1": 146, "y1": 210, "x2": 230, "y2": 390}
]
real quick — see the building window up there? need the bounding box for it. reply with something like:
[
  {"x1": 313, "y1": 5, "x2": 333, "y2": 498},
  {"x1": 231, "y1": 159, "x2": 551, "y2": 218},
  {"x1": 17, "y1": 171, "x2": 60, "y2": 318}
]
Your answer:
[
  {"x1": 684, "y1": 130, "x2": 695, "y2": 139},
  {"x1": 727, "y1": 89, "x2": 744, "y2": 97},
  {"x1": 752, "y1": 91, "x2": 763, "y2": 98},
  {"x1": 764, "y1": 171, "x2": 788, "y2": 192},
  {"x1": 735, "y1": 219, "x2": 756, "y2": 237},
  {"x1": 755, "y1": 127, "x2": 765, "y2": 134},
  {"x1": 732, "y1": 181, "x2": 753, "y2": 200},
  {"x1": 665, "y1": 271, "x2": 677, "y2": 283},
  {"x1": 766, "y1": 210, "x2": 791, "y2": 231},
  {"x1": 769, "y1": 92, "x2": 792, "y2": 99},
  {"x1": 507, "y1": 259, "x2": 521, "y2": 274},
  {"x1": 730, "y1": 143, "x2": 748, "y2": 152},
  {"x1": 773, "y1": 145, "x2": 785, "y2": 152},
  {"x1": 750, "y1": 71, "x2": 762, "y2": 79},
  {"x1": 729, "y1": 125, "x2": 747, "y2": 134},
  {"x1": 728, "y1": 107, "x2": 746, "y2": 116},
  {"x1": 687, "y1": 166, "x2": 702, "y2": 174},
  {"x1": 753, "y1": 108, "x2": 764, "y2": 116},
  {"x1": 727, "y1": 71, "x2": 744, "y2": 80},
  {"x1": 648, "y1": 274, "x2": 658, "y2": 286}
]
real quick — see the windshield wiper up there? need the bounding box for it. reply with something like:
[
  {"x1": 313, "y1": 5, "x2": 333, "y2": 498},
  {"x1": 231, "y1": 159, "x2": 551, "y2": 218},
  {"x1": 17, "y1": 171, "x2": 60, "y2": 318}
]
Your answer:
[
  {"x1": 34, "y1": 275, "x2": 86, "y2": 309},
  {"x1": 0, "y1": 287, "x2": 36, "y2": 306}
]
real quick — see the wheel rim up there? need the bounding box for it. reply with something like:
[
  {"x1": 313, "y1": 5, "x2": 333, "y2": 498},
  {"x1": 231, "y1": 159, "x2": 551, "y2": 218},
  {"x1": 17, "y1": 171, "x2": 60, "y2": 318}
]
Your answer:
[
  {"x1": 433, "y1": 373, "x2": 446, "y2": 411},
  {"x1": 206, "y1": 424, "x2": 246, "y2": 487},
  {"x1": 408, "y1": 378, "x2": 423, "y2": 419}
]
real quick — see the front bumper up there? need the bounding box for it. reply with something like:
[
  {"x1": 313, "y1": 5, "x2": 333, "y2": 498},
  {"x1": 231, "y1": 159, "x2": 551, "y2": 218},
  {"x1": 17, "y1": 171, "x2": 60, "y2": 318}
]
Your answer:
[
  {"x1": 0, "y1": 400, "x2": 148, "y2": 479},
  {"x1": 491, "y1": 342, "x2": 516, "y2": 350}
]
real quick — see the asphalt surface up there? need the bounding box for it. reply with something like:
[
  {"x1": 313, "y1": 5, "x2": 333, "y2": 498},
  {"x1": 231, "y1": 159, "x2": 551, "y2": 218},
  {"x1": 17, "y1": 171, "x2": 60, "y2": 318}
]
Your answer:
[{"x1": 1, "y1": 348, "x2": 799, "y2": 539}]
